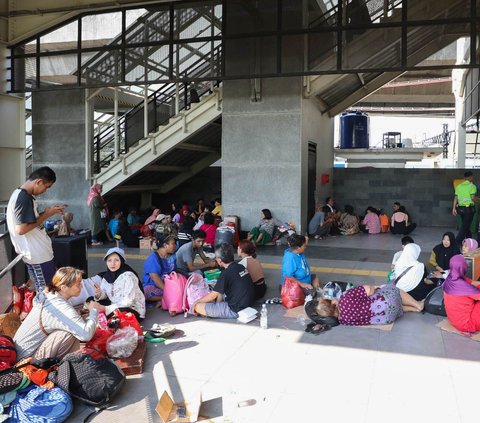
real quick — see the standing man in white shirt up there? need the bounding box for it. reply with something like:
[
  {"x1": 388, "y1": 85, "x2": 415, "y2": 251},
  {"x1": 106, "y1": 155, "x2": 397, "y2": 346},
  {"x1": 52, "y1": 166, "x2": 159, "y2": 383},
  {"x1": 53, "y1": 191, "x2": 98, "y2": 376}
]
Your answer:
[{"x1": 7, "y1": 167, "x2": 65, "y2": 297}]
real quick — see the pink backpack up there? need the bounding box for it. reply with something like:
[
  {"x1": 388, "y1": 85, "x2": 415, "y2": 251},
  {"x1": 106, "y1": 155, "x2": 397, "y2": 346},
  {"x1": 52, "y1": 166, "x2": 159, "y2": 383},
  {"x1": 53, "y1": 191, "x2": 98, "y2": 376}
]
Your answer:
[
  {"x1": 183, "y1": 273, "x2": 211, "y2": 317},
  {"x1": 161, "y1": 271, "x2": 188, "y2": 315}
]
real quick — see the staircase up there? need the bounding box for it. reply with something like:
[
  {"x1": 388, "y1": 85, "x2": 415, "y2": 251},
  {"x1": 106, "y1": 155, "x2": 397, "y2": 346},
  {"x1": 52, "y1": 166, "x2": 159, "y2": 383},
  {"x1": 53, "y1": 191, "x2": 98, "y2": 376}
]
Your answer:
[
  {"x1": 84, "y1": 0, "x2": 468, "y2": 193},
  {"x1": 305, "y1": 0, "x2": 469, "y2": 116},
  {"x1": 95, "y1": 89, "x2": 222, "y2": 194}
]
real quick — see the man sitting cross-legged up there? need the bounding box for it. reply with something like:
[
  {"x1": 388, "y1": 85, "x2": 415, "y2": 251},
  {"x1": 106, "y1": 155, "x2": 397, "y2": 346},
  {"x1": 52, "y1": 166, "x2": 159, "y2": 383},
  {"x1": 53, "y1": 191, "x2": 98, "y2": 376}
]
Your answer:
[{"x1": 193, "y1": 243, "x2": 254, "y2": 319}]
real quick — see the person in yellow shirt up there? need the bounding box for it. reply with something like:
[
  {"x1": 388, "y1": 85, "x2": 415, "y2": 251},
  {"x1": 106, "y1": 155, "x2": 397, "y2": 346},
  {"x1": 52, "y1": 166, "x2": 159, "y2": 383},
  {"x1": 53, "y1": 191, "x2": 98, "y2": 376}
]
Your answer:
[
  {"x1": 212, "y1": 198, "x2": 223, "y2": 217},
  {"x1": 452, "y1": 171, "x2": 480, "y2": 245}
]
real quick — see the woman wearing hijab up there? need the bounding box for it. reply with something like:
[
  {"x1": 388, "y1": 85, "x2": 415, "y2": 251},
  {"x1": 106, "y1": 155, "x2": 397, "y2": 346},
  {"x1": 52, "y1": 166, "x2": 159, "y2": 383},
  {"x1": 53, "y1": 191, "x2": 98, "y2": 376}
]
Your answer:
[
  {"x1": 394, "y1": 243, "x2": 434, "y2": 300},
  {"x1": 462, "y1": 238, "x2": 479, "y2": 255},
  {"x1": 144, "y1": 208, "x2": 161, "y2": 227},
  {"x1": 80, "y1": 247, "x2": 145, "y2": 321},
  {"x1": 443, "y1": 254, "x2": 480, "y2": 333},
  {"x1": 87, "y1": 183, "x2": 111, "y2": 245},
  {"x1": 428, "y1": 232, "x2": 460, "y2": 285},
  {"x1": 430, "y1": 232, "x2": 459, "y2": 272}
]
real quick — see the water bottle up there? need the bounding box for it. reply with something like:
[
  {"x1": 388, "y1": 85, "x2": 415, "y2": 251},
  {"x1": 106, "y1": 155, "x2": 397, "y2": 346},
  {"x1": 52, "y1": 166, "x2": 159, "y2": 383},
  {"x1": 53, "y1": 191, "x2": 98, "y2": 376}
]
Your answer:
[
  {"x1": 97, "y1": 311, "x2": 108, "y2": 329},
  {"x1": 260, "y1": 304, "x2": 268, "y2": 329}
]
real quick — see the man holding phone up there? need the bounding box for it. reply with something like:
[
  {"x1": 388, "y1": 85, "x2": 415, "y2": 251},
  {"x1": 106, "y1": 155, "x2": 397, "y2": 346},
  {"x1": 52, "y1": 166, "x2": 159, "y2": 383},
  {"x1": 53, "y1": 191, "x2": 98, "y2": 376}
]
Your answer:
[{"x1": 7, "y1": 166, "x2": 65, "y2": 297}]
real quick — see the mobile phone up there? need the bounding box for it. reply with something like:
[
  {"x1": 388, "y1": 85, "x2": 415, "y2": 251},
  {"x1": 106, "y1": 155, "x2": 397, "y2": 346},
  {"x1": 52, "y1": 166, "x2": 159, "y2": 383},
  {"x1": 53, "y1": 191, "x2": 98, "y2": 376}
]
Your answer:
[{"x1": 177, "y1": 406, "x2": 187, "y2": 418}]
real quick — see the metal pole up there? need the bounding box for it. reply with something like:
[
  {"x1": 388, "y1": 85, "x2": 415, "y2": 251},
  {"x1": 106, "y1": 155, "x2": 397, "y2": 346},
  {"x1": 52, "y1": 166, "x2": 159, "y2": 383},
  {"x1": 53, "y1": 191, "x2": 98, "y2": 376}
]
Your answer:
[
  {"x1": 114, "y1": 87, "x2": 119, "y2": 159},
  {"x1": 175, "y1": 83, "x2": 180, "y2": 115},
  {"x1": 85, "y1": 89, "x2": 91, "y2": 179},
  {"x1": 144, "y1": 85, "x2": 149, "y2": 138}
]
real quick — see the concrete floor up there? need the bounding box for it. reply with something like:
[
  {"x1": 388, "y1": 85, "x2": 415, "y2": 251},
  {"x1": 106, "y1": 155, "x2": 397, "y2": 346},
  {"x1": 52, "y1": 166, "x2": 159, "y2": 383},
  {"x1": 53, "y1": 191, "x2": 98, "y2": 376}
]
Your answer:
[{"x1": 69, "y1": 227, "x2": 480, "y2": 423}]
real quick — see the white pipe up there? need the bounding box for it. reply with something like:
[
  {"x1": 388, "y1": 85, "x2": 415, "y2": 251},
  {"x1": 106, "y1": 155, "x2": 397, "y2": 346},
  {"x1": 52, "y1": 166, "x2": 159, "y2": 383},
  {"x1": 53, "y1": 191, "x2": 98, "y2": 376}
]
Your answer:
[
  {"x1": 84, "y1": 89, "x2": 91, "y2": 180},
  {"x1": 144, "y1": 85, "x2": 149, "y2": 139},
  {"x1": 114, "y1": 87, "x2": 119, "y2": 159}
]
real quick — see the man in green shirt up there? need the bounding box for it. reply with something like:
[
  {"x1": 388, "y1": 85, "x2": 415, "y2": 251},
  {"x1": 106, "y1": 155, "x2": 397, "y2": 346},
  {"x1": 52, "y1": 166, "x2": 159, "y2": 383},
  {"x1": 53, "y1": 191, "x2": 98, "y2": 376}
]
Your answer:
[{"x1": 452, "y1": 171, "x2": 480, "y2": 244}]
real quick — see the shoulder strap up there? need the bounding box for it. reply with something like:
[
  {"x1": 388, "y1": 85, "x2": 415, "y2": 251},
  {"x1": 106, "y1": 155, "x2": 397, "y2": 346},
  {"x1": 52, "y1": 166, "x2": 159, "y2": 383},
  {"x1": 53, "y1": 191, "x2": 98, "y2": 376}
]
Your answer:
[
  {"x1": 394, "y1": 266, "x2": 414, "y2": 285},
  {"x1": 39, "y1": 302, "x2": 50, "y2": 337}
]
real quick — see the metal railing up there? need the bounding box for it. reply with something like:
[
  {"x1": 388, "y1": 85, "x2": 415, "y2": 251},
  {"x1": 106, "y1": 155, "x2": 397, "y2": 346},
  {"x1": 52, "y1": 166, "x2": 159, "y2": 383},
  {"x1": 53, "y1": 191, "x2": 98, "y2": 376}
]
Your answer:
[{"x1": 93, "y1": 44, "x2": 222, "y2": 173}]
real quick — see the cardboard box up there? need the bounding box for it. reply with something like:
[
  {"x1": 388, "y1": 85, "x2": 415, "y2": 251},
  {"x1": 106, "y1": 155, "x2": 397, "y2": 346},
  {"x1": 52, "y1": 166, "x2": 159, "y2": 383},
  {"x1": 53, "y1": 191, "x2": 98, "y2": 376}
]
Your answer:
[
  {"x1": 139, "y1": 237, "x2": 153, "y2": 250},
  {"x1": 156, "y1": 391, "x2": 202, "y2": 423}
]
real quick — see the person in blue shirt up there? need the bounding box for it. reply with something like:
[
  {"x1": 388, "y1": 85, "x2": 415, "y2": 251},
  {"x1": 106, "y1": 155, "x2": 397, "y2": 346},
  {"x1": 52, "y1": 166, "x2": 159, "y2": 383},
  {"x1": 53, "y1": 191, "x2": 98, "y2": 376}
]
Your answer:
[
  {"x1": 281, "y1": 234, "x2": 321, "y2": 293},
  {"x1": 142, "y1": 235, "x2": 177, "y2": 304},
  {"x1": 108, "y1": 209, "x2": 122, "y2": 238}
]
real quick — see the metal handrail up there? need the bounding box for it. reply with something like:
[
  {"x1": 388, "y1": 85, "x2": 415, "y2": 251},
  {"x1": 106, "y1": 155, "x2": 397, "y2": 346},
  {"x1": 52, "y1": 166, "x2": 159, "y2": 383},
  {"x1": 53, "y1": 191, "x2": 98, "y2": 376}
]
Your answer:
[
  {"x1": 93, "y1": 44, "x2": 221, "y2": 172},
  {"x1": 310, "y1": 0, "x2": 402, "y2": 28},
  {"x1": 0, "y1": 254, "x2": 24, "y2": 280}
]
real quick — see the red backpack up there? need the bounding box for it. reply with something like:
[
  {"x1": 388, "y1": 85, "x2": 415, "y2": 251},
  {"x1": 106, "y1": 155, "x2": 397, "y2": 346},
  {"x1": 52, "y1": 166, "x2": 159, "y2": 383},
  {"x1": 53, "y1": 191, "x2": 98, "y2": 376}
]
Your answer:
[{"x1": 0, "y1": 335, "x2": 17, "y2": 371}]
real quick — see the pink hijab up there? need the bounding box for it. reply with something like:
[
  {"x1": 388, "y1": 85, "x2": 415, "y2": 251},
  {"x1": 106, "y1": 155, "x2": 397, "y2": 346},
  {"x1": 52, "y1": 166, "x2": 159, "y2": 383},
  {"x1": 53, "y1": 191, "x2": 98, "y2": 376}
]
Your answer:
[
  {"x1": 463, "y1": 238, "x2": 478, "y2": 252},
  {"x1": 87, "y1": 184, "x2": 107, "y2": 211},
  {"x1": 144, "y1": 209, "x2": 160, "y2": 226},
  {"x1": 443, "y1": 254, "x2": 480, "y2": 296}
]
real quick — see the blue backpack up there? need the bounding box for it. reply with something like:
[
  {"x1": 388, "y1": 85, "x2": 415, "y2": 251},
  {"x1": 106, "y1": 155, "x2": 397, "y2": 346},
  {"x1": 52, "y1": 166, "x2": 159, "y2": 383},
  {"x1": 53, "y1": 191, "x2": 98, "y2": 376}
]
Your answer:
[{"x1": 8, "y1": 385, "x2": 73, "y2": 422}]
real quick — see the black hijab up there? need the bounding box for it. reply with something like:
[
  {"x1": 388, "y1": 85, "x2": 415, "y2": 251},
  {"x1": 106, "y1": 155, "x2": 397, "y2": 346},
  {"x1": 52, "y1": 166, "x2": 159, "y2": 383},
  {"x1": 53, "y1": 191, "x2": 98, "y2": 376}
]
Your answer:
[
  {"x1": 432, "y1": 232, "x2": 459, "y2": 270},
  {"x1": 99, "y1": 253, "x2": 141, "y2": 288}
]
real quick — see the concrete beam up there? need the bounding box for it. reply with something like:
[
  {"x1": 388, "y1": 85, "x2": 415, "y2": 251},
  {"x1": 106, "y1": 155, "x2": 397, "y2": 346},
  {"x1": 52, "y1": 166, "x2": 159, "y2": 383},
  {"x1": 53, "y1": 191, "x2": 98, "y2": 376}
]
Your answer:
[
  {"x1": 176, "y1": 144, "x2": 218, "y2": 154},
  {"x1": 114, "y1": 152, "x2": 220, "y2": 193},
  {"x1": 327, "y1": 72, "x2": 404, "y2": 116},
  {"x1": 144, "y1": 165, "x2": 188, "y2": 172},
  {"x1": 156, "y1": 152, "x2": 221, "y2": 194}
]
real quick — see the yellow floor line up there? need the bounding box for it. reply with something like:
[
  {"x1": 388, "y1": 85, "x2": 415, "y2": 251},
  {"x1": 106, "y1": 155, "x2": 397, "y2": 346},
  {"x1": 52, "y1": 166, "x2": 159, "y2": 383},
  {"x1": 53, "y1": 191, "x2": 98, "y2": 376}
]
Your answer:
[{"x1": 88, "y1": 252, "x2": 389, "y2": 278}]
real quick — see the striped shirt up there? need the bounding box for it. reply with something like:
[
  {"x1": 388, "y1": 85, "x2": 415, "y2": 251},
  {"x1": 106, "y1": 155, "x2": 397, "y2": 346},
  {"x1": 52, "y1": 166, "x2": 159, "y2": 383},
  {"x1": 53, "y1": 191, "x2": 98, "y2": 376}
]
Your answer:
[{"x1": 14, "y1": 292, "x2": 98, "y2": 360}]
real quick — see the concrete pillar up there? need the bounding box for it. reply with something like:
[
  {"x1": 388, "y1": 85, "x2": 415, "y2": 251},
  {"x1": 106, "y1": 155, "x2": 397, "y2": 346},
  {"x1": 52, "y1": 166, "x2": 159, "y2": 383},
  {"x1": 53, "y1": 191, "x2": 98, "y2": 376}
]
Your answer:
[
  {"x1": 0, "y1": 45, "x2": 25, "y2": 203},
  {"x1": 455, "y1": 95, "x2": 466, "y2": 168},
  {"x1": 32, "y1": 89, "x2": 90, "y2": 228},
  {"x1": 222, "y1": 77, "x2": 334, "y2": 232}
]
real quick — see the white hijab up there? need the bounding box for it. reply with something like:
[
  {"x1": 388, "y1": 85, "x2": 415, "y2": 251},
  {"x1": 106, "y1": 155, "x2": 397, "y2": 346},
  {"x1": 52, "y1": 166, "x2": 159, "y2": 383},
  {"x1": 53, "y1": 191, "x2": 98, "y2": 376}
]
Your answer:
[{"x1": 394, "y1": 243, "x2": 424, "y2": 292}]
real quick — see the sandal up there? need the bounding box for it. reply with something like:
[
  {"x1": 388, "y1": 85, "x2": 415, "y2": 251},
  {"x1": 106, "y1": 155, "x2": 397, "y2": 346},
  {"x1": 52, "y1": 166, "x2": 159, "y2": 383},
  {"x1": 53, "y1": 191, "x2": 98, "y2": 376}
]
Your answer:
[
  {"x1": 149, "y1": 323, "x2": 176, "y2": 338},
  {"x1": 264, "y1": 298, "x2": 282, "y2": 305},
  {"x1": 305, "y1": 323, "x2": 329, "y2": 335}
]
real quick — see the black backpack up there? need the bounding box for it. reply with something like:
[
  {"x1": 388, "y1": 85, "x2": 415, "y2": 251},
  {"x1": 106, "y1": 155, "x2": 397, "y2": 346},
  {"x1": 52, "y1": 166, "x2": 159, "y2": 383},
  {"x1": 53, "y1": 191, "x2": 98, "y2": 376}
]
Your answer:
[
  {"x1": 48, "y1": 347, "x2": 125, "y2": 407},
  {"x1": 424, "y1": 286, "x2": 447, "y2": 316}
]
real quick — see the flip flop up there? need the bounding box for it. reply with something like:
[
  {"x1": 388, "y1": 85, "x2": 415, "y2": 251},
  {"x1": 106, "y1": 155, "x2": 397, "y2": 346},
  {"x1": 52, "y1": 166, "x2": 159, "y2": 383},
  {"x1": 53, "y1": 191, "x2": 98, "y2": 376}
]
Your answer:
[
  {"x1": 264, "y1": 298, "x2": 282, "y2": 305},
  {"x1": 144, "y1": 332, "x2": 166, "y2": 343}
]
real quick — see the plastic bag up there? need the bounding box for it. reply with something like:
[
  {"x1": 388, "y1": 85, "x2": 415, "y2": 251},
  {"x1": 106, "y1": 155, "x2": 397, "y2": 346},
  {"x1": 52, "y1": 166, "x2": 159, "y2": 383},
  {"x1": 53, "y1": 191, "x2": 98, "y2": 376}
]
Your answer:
[
  {"x1": 20, "y1": 290, "x2": 36, "y2": 320},
  {"x1": 86, "y1": 328, "x2": 115, "y2": 354},
  {"x1": 106, "y1": 327, "x2": 138, "y2": 358},
  {"x1": 281, "y1": 277, "x2": 305, "y2": 309},
  {"x1": 112, "y1": 310, "x2": 143, "y2": 336}
]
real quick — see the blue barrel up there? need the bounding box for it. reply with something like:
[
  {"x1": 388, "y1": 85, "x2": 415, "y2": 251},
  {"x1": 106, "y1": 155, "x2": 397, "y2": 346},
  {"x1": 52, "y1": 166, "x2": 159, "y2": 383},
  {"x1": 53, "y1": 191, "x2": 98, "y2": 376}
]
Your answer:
[{"x1": 340, "y1": 111, "x2": 369, "y2": 148}]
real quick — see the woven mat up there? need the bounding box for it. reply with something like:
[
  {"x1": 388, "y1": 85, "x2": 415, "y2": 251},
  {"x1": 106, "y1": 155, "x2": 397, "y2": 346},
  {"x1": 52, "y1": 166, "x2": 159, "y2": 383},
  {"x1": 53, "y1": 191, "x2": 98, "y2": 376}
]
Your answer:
[{"x1": 436, "y1": 319, "x2": 480, "y2": 341}]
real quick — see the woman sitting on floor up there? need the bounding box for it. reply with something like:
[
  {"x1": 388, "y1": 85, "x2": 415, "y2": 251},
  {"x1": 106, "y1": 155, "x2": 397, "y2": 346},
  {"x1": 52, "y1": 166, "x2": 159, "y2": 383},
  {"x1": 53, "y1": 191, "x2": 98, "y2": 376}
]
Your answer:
[
  {"x1": 142, "y1": 235, "x2": 177, "y2": 304},
  {"x1": 83, "y1": 247, "x2": 145, "y2": 321},
  {"x1": 443, "y1": 254, "x2": 480, "y2": 333},
  {"x1": 391, "y1": 205, "x2": 416, "y2": 235},
  {"x1": 199, "y1": 212, "x2": 218, "y2": 250},
  {"x1": 281, "y1": 234, "x2": 320, "y2": 294},
  {"x1": 14, "y1": 267, "x2": 100, "y2": 361},
  {"x1": 238, "y1": 240, "x2": 267, "y2": 300},
  {"x1": 359, "y1": 207, "x2": 381, "y2": 234},
  {"x1": 311, "y1": 284, "x2": 424, "y2": 329},
  {"x1": 338, "y1": 205, "x2": 359, "y2": 236},
  {"x1": 248, "y1": 209, "x2": 283, "y2": 245},
  {"x1": 307, "y1": 205, "x2": 332, "y2": 240},
  {"x1": 428, "y1": 232, "x2": 459, "y2": 285},
  {"x1": 394, "y1": 243, "x2": 435, "y2": 300}
]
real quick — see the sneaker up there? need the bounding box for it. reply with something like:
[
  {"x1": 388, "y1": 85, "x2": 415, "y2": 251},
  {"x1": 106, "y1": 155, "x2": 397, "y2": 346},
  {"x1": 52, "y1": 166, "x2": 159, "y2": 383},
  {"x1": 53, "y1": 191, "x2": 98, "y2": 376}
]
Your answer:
[{"x1": 91, "y1": 241, "x2": 103, "y2": 246}]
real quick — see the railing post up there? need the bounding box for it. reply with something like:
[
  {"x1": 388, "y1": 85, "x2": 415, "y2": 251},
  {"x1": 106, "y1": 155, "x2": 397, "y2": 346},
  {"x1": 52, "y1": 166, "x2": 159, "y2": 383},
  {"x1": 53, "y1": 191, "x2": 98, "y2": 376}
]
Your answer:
[
  {"x1": 114, "y1": 87, "x2": 119, "y2": 159},
  {"x1": 96, "y1": 135, "x2": 100, "y2": 173},
  {"x1": 144, "y1": 85, "x2": 149, "y2": 139},
  {"x1": 175, "y1": 83, "x2": 180, "y2": 115}
]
